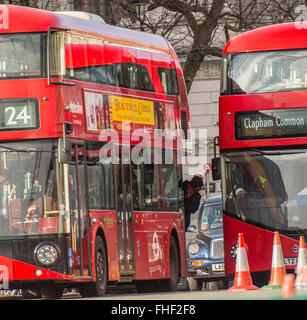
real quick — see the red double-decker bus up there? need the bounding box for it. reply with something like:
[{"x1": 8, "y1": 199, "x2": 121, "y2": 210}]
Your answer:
[
  {"x1": 215, "y1": 22, "x2": 307, "y2": 286},
  {"x1": 0, "y1": 5, "x2": 190, "y2": 298}
]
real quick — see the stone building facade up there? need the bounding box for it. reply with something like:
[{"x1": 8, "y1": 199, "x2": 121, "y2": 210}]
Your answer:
[{"x1": 185, "y1": 59, "x2": 221, "y2": 199}]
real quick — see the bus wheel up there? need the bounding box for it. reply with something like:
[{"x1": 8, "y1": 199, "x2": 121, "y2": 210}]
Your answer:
[
  {"x1": 205, "y1": 281, "x2": 218, "y2": 291},
  {"x1": 21, "y1": 289, "x2": 41, "y2": 299},
  {"x1": 217, "y1": 279, "x2": 228, "y2": 290},
  {"x1": 41, "y1": 286, "x2": 63, "y2": 299},
  {"x1": 79, "y1": 235, "x2": 107, "y2": 297},
  {"x1": 187, "y1": 277, "x2": 202, "y2": 291},
  {"x1": 160, "y1": 236, "x2": 180, "y2": 292}
]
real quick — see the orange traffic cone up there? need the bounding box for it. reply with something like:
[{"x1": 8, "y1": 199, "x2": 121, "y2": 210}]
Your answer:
[
  {"x1": 267, "y1": 232, "x2": 286, "y2": 288},
  {"x1": 282, "y1": 274, "x2": 295, "y2": 299},
  {"x1": 228, "y1": 233, "x2": 259, "y2": 291},
  {"x1": 295, "y1": 236, "x2": 307, "y2": 289}
]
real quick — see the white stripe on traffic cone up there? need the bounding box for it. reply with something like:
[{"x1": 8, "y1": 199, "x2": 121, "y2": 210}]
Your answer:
[
  {"x1": 295, "y1": 236, "x2": 307, "y2": 289},
  {"x1": 268, "y1": 232, "x2": 285, "y2": 287}
]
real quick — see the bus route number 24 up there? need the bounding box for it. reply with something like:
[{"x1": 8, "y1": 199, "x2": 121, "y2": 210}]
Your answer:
[
  {"x1": 6, "y1": 106, "x2": 31, "y2": 125},
  {"x1": 3, "y1": 103, "x2": 36, "y2": 129}
]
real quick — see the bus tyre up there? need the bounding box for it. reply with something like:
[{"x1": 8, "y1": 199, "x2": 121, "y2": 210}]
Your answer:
[
  {"x1": 41, "y1": 286, "x2": 63, "y2": 299},
  {"x1": 79, "y1": 235, "x2": 107, "y2": 297},
  {"x1": 21, "y1": 289, "x2": 41, "y2": 299},
  {"x1": 187, "y1": 277, "x2": 202, "y2": 291},
  {"x1": 217, "y1": 279, "x2": 228, "y2": 290},
  {"x1": 205, "y1": 281, "x2": 217, "y2": 291},
  {"x1": 160, "y1": 236, "x2": 180, "y2": 292}
]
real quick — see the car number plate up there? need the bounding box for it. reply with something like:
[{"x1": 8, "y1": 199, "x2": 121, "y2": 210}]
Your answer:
[
  {"x1": 212, "y1": 263, "x2": 224, "y2": 271},
  {"x1": 284, "y1": 258, "x2": 297, "y2": 266}
]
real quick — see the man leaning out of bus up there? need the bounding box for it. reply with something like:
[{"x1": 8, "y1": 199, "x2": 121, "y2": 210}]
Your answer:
[{"x1": 180, "y1": 176, "x2": 204, "y2": 231}]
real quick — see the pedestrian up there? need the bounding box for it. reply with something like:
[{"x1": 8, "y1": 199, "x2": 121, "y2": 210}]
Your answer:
[{"x1": 179, "y1": 175, "x2": 204, "y2": 231}]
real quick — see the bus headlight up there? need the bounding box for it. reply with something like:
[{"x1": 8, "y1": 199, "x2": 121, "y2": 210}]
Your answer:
[
  {"x1": 34, "y1": 243, "x2": 58, "y2": 266},
  {"x1": 188, "y1": 242, "x2": 200, "y2": 255}
]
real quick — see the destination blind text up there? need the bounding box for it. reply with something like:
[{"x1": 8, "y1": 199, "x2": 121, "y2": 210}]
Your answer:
[
  {"x1": 244, "y1": 116, "x2": 305, "y2": 131},
  {"x1": 235, "y1": 108, "x2": 307, "y2": 140}
]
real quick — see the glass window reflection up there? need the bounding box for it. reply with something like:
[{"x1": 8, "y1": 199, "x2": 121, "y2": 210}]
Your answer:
[
  {"x1": 0, "y1": 33, "x2": 43, "y2": 79},
  {"x1": 200, "y1": 204, "x2": 223, "y2": 231},
  {"x1": 225, "y1": 50, "x2": 307, "y2": 94},
  {"x1": 0, "y1": 140, "x2": 65, "y2": 236},
  {"x1": 224, "y1": 149, "x2": 307, "y2": 232}
]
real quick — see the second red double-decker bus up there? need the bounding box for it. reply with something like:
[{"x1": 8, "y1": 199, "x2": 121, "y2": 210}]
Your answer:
[
  {"x1": 216, "y1": 22, "x2": 307, "y2": 286},
  {"x1": 0, "y1": 5, "x2": 190, "y2": 298}
]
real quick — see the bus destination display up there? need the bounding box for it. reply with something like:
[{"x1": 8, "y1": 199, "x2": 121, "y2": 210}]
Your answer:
[
  {"x1": 0, "y1": 98, "x2": 38, "y2": 130},
  {"x1": 235, "y1": 108, "x2": 307, "y2": 140}
]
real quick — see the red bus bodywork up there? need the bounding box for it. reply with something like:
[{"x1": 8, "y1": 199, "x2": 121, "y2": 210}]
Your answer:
[
  {"x1": 220, "y1": 22, "x2": 307, "y2": 285},
  {"x1": 0, "y1": 5, "x2": 189, "y2": 293}
]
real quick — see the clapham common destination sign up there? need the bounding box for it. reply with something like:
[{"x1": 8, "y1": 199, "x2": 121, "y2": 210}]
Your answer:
[{"x1": 235, "y1": 108, "x2": 307, "y2": 140}]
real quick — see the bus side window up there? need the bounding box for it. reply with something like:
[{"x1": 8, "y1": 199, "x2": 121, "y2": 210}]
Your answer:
[
  {"x1": 157, "y1": 67, "x2": 179, "y2": 95},
  {"x1": 154, "y1": 102, "x2": 164, "y2": 130},
  {"x1": 132, "y1": 150, "x2": 183, "y2": 213},
  {"x1": 88, "y1": 165, "x2": 102, "y2": 209},
  {"x1": 102, "y1": 163, "x2": 115, "y2": 209},
  {"x1": 114, "y1": 63, "x2": 125, "y2": 88},
  {"x1": 132, "y1": 162, "x2": 158, "y2": 212},
  {"x1": 45, "y1": 168, "x2": 57, "y2": 212},
  {"x1": 136, "y1": 64, "x2": 154, "y2": 92},
  {"x1": 132, "y1": 164, "x2": 143, "y2": 211},
  {"x1": 74, "y1": 66, "x2": 90, "y2": 82},
  {"x1": 158, "y1": 163, "x2": 182, "y2": 212},
  {"x1": 93, "y1": 65, "x2": 114, "y2": 86},
  {"x1": 87, "y1": 163, "x2": 115, "y2": 210},
  {"x1": 144, "y1": 164, "x2": 158, "y2": 211},
  {"x1": 86, "y1": 142, "x2": 115, "y2": 210}
]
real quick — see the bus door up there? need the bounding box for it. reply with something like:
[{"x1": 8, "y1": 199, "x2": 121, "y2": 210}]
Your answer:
[
  {"x1": 116, "y1": 149, "x2": 136, "y2": 281},
  {"x1": 68, "y1": 142, "x2": 91, "y2": 278}
]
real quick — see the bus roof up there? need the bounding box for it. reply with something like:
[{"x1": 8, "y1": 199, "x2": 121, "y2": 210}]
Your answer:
[
  {"x1": 0, "y1": 5, "x2": 170, "y2": 54},
  {"x1": 223, "y1": 22, "x2": 307, "y2": 54}
]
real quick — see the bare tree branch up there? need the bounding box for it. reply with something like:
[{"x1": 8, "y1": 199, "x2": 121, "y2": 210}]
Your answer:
[{"x1": 6, "y1": 0, "x2": 303, "y2": 93}]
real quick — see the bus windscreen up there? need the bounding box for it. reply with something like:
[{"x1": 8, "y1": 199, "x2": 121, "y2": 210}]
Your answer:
[
  {"x1": 224, "y1": 149, "x2": 307, "y2": 233},
  {"x1": 0, "y1": 33, "x2": 43, "y2": 79},
  {"x1": 223, "y1": 49, "x2": 307, "y2": 95}
]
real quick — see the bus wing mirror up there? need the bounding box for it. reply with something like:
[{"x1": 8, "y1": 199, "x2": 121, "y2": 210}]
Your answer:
[
  {"x1": 211, "y1": 157, "x2": 221, "y2": 181},
  {"x1": 58, "y1": 138, "x2": 72, "y2": 163}
]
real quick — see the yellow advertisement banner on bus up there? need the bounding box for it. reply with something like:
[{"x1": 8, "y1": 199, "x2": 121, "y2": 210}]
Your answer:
[{"x1": 109, "y1": 95, "x2": 155, "y2": 126}]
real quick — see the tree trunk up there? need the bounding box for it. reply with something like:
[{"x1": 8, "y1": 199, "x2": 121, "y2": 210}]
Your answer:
[
  {"x1": 183, "y1": 0, "x2": 226, "y2": 93},
  {"x1": 183, "y1": 40, "x2": 207, "y2": 94}
]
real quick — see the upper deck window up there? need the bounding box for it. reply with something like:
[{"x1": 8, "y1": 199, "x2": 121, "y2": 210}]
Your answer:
[
  {"x1": 158, "y1": 67, "x2": 178, "y2": 95},
  {"x1": 62, "y1": 33, "x2": 178, "y2": 94},
  {"x1": 0, "y1": 33, "x2": 44, "y2": 79},
  {"x1": 222, "y1": 49, "x2": 307, "y2": 95}
]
